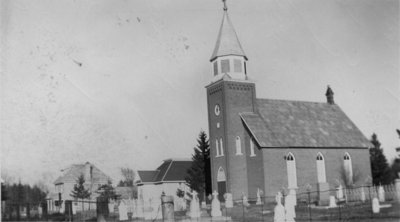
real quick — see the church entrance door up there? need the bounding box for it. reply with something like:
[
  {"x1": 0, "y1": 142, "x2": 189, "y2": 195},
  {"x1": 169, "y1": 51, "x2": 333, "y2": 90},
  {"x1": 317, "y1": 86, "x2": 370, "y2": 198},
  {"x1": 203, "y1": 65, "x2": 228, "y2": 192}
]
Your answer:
[
  {"x1": 217, "y1": 167, "x2": 226, "y2": 202},
  {"x1": 217, "y1": 181, "x2": 226, "y2": 201}
]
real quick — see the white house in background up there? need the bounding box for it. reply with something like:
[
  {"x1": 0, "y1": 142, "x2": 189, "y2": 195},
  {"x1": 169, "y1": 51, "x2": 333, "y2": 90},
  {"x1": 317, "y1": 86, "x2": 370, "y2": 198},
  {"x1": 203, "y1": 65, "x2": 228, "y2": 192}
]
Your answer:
[
  {"x1": 136, "y1": 158, "x2": 192, "y2": 210},
  {"x1": 47, "y1": 162, "x2": 111, "y2": 213}
]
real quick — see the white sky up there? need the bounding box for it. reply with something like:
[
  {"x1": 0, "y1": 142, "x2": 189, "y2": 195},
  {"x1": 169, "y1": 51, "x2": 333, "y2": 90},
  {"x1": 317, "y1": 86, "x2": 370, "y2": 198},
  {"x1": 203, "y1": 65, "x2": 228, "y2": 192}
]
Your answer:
[{"x1": 1, "y1": 0, "x2": 399, "y2": 187}]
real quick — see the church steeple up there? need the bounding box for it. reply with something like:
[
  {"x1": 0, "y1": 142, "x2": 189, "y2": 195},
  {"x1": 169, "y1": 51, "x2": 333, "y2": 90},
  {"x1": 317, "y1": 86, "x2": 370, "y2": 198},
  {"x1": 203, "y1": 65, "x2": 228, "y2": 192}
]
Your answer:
[{"x1": 210, "y1": 0, "x2": 248, "y2": 81}]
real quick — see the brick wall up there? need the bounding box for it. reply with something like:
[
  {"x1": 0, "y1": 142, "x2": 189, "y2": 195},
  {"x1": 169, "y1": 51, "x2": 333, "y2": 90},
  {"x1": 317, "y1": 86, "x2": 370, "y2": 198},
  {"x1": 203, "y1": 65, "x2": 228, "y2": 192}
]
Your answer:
[
  {"x1": 244, "y1": 131, "x2": 265, "y2": 200},
  {"x1": 206, "y1": 80, "x2": 256, "y2": 199},
  {"x1": 262, "y1": 148, "x2": 371, "y2": 196}
]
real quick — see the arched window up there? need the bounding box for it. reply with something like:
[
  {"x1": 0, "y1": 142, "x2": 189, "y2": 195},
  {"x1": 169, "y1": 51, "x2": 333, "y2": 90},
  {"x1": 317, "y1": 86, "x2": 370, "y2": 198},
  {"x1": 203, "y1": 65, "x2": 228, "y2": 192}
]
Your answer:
[
  {"x1": 217, "y1": 167, "x2": 226, "y2": 182},
  {"x1": 220, "y1": 138, "x2": 224, "y2": 156},
  {"x1": 286, "y1": 152, "x2": 297, "y2": 188},
  {"x1": 215, "y1": 139, "x2": 220, "y2": 157},
  {"x1": 316, "y1": 152, "x2": 326, "y2": 183},
  {"x1": 250, "y1": 138, "x2": 256, "y2": 157},
  {"x1": 344, "y1": 152, "x2": 353, "y2": 184},
  {"x1": 236, "y1": 136, "x2": 242, "y2": 155}
]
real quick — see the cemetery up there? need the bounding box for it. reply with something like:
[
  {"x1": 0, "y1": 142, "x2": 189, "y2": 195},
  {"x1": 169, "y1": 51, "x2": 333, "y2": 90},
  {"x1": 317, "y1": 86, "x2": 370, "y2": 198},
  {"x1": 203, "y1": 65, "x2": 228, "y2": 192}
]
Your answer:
[{"x1": 2, "y1": 0, "x2": 399, "y2": 221}]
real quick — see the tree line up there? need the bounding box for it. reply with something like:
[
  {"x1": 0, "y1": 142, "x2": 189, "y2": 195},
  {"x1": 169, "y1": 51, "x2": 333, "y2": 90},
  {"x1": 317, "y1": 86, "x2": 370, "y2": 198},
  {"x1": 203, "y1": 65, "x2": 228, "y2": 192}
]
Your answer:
[{"x1": 1, "y1": 182, "x2": 47, "y2": 204}]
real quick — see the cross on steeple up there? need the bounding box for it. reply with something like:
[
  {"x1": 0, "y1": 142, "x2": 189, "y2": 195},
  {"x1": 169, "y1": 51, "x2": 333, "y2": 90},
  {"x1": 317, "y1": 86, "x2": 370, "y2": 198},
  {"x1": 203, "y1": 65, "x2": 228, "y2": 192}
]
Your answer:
[{"x1": 222, "y1": 0, "x2": 227, "y2": 11}]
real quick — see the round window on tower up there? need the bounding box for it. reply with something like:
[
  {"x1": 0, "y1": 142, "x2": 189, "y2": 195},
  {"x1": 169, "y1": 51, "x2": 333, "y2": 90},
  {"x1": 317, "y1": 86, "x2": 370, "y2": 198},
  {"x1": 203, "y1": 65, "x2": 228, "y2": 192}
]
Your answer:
[{"x1": 214, "y1": 104, "x2": 221, "y2": 116}]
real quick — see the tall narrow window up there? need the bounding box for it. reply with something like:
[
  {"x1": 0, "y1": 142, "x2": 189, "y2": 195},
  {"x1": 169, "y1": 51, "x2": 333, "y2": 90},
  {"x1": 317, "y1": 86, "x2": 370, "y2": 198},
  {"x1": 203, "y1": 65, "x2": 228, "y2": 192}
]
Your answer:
[
  {"x1": 220, "y1": 138, "x2": 224, "y2": 156},
  {"x1": 215, "y1": 139, "x2": 220, "y2": 157},
  {"x1": 221, "y1": 59, "x2": 230, "y2": 73},
  {"x1": 234, "y1": 59, "x2": 242, "y2": 73},
  {"x1": 286, "y1": 153, "x2": 297, "y2": 188},
  {"x1": 236, "y1": 136, "x2": 242, "y2": 155},
  {"x1": 344, "y1": 152, "x2": 353, "y2": 185},
  {"x1": 316, "y1": 153, "x2": 327, "y2": 183},
  {"x1": 213, "y1": 61, "x2": 218, "y2": 76},
  {"x1": 250, "y1": 138, "x2": 256, "y2": 157}
]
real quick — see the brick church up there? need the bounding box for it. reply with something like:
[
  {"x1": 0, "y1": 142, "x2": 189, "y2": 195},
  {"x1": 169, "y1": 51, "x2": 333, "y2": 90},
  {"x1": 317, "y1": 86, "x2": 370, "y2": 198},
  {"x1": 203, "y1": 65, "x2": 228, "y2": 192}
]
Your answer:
[{"x1": 206, "y1": 3, "x2": 372, "y2": 201}]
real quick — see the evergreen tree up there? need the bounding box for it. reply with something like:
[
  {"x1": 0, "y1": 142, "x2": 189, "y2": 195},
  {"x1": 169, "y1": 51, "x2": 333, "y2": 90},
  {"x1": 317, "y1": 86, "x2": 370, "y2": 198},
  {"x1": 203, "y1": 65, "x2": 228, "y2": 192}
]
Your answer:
[
  {"x1": 96, "y1": 180, "x2": 119, "y2": 201},
  {"x1": 70, "y1": 174, "x2": 91, "y2": 211},
  {"x1": 185, "y1": 131, "x2": 211, "y2": 202},
  {"x1": 392, "y1": 129, "x2": 400, "y2": 178},
  {"x1": 369, "y1": 133, "x2": 393, "y2": 185}
]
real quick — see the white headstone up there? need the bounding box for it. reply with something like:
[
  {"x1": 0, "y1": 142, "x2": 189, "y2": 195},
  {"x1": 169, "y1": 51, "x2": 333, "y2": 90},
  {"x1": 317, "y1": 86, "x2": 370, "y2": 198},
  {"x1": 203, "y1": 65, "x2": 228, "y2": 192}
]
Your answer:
[
  {"x1": 336, "y1": 184, "x2": 344, "y2": 200},
  {"x1": 242, "y1": 193, "x2": 249, "y2": 207},
  {"x1": 372, "y1": 197, "x2": 380, "y2": 213},
  {"x1": 211, "y1": 190, "x2": 222, "y2": 217},
  {"x1": 256, "y1": 188, "x2": 263, "y2": 205},
  {"x1": 285, "y1": 191, "x2": 296, "y2": 221},
  {"x1": 190, "y1": 190, "x2": 201, "y2": 218},
  {"x1": 274, "y1": 192, "x2": 285, "y2": 222},
  {"x1": 72, "y1": 203, "x2": 77, "y2": 215},
  {"x1": 38, "y1": 206, "x2": 43, "y2": 218},
  {"x1": 288, "y1": 189, "x2": 297, "y2": 206},
  {"x1": 224, "y1": 193, "x2": 233, "y2": 208},
  {"x1": 360, "y1": 187, "x2": 366, "y2": 203},
  {"x1": 328, "y1": 196, "x2": 337, "y2": 208},
  {"x1": 378, "y1": 185, "x2": 385, "y2": 202},
  {"x1": 108, "y1": 201, "x2": 114, "y2": 213},
  {"x1": 118, "y1": 200, "x2": 128, "y2": 221}
]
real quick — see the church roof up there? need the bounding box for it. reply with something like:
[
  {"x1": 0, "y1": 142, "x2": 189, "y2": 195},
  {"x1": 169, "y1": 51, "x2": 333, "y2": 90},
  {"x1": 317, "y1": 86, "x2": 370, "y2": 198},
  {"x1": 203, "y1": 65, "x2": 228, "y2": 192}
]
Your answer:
[
  {"x1": 136, "y1": 159, "x2": 192, "y2": 185},
  {"x1": 54, "y1": 162, "x2": 110, "y2": 185},
  {"x1": 240, "y1": 99, "x2": 372, "y2": 148},
  {"x1": 210, "y1": 10, "x2": 247, "y2": 62}
]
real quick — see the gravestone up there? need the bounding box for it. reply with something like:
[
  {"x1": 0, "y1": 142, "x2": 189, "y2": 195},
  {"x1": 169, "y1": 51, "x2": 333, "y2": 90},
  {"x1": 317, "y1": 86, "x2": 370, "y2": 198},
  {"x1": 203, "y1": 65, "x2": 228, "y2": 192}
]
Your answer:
[
  {"x1": 224, "y1": 193, "x2": 233, "y2": 208},
  {"x1": 372, "y1": 197, "x2": 380, "y2": 213},
  {"x1": 328, "y1": 196, "x2": 337, "y2": 208},
  {"x1": 378, "y1": 185, "x2": 385, "y2": 202},
  {"x1": 274, "y1": 192, "x2": 285, "y2": 222},
  {"x1": 317, "y1": 182, "x2": 330, "y2": 205},
  {"x1": 189, "y1": 191, "x2": 200, "y2": 218},
  {"x1": 285, "y1": 190, "x2": 296, "y2": 222},
  {"x1": 118, "y1": 200, "x2": 128, "y2": 221},
  {"x1": 396, "y1": 179, "x2": 400, "y2": 202},
  {"x1": 336, "y1": 184, "x2": 344, "y2": 200},
  {"x1": 242, "y1": 193, "x2": 249, "y2": 207},
  {"x1": 211, "y1": 191, "x2": 222, "y2": 217},
  {"x1": 108, "y1": 201, "x2": 114, "y2": 213},
  {"x1": 256, "y1": 188, "x2": 263, "y2": 205},
  {"x1": 360, "y1": 187, "x2": 366, "y2": 203}
]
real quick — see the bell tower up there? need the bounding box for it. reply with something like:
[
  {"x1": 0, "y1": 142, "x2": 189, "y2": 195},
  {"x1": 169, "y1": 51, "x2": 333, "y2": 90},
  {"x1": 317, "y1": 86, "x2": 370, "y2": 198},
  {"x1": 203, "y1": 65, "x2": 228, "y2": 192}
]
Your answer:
[{"x1": 206, "y1": 0, "x2": 256, "y2": 200}]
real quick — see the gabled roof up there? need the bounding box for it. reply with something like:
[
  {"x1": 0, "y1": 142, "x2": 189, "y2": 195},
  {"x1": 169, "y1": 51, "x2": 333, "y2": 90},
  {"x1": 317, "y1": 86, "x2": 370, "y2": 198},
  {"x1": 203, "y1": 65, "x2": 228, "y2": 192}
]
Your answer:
[
  {"x1": 54, "y1": 162, "x2": 110, "y2": 185},
  {"x1": 240, "y1": 99, "x2": 372, "y2": 148},
  {"x1": 210, "y1": 10, "x2": 247, "y2": 62},
  {"x1": 136, "y1": 158, "x2": 192, "y2": 185}
]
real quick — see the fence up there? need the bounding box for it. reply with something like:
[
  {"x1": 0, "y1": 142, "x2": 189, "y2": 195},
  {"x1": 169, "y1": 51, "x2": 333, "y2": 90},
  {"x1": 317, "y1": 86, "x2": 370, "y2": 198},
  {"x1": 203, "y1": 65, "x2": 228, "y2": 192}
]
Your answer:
[{"x1": 2, "y1": 184, "x2": 400, "y2": 221}]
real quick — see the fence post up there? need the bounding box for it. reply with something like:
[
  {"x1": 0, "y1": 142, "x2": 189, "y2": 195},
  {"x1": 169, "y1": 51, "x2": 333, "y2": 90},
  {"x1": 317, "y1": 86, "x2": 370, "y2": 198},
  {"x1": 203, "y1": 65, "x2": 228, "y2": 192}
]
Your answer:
[
  {"x1": 242, "y1": 201, "x2": 245, "y2": 222},
  {"x1": 368, "y1": 186, "x2": 373, "y2": 219},
  {"x1": 261, "y1": 196, "x2": 264, "y2": 222},
  {"x1": 307, "y1": 189, "x2": 312, "y2": 222},
  {"x1": 338, "y1": 202, "x2": 341, "y2": 220}
]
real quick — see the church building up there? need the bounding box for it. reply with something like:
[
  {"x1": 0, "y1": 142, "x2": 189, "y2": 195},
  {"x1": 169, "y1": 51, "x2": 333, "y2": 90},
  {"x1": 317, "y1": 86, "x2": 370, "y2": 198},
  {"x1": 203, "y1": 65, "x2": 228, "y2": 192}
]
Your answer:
[{"x1": 206, "y1": 2, "x2": 372, "y2": 202}]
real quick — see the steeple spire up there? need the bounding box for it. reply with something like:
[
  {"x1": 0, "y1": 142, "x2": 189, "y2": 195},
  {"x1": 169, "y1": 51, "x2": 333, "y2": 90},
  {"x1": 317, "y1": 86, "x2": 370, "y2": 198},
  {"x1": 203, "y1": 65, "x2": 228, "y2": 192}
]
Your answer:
[
  {"x1": 209, "y1": 1, "x2": 248, "y2": 81},
  {"x1": 210, "y1": 2, "x2": 247, "y2": 62}
]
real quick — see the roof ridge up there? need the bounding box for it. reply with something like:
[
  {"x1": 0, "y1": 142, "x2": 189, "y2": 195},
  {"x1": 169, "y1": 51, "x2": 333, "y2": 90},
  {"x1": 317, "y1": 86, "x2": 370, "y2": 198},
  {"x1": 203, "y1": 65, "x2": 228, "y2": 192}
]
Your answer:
[
  {"x1": 160, "y1": 160, "x2": 173, "y2": 182},
  {"x1": 256, "y1": 98, "x2": 334, "y2": 105}
]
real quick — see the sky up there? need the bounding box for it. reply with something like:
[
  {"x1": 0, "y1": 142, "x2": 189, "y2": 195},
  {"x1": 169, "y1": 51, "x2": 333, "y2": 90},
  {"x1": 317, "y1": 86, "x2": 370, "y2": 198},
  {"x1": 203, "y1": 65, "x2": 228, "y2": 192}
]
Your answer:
[{"x1": 1, "y1": 0, "x2": 399, "y2": 188}]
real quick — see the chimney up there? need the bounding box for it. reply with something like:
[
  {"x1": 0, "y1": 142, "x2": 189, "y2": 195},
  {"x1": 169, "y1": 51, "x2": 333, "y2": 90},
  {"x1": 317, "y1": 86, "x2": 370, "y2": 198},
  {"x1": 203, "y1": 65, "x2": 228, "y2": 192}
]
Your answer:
[
  {"x1": 325, "y1": 85, "x2": 334, "y2": 105},
  {"x1": 85, "y1": 162, "x2": 92, "y2": 182}
]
